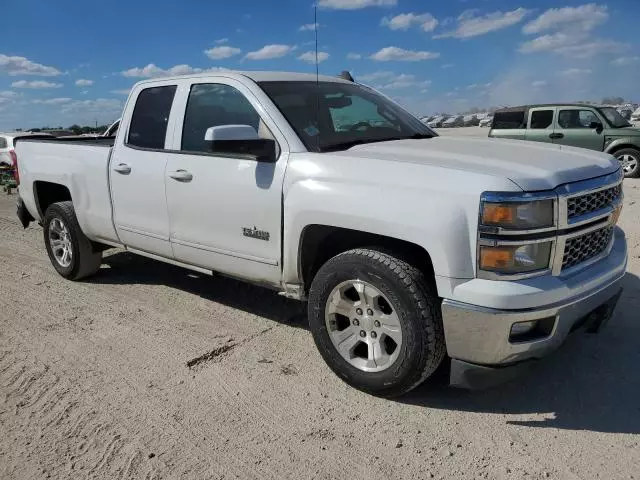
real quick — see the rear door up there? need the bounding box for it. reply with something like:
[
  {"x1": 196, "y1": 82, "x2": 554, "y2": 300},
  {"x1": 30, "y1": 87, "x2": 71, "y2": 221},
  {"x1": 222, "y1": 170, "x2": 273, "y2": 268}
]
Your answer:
[
  {"x1": 109, "y1": 83, "x2": 178, "y2": 257},
  {"x1": 0, "y1": 136, "x2": 10, "y2": 166},
  {"x1": 552, "y1": 108, "x2": 606, "y2": 151},
  {"x1": 524, "y1": 107, "x2": 556, "y2": 144}
]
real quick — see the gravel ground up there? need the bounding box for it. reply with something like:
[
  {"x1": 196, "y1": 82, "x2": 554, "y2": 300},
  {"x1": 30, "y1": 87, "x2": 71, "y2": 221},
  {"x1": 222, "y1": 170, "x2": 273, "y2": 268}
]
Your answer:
[{"x1": 1, "y1": 163, "x2": 639, "y2": 479}]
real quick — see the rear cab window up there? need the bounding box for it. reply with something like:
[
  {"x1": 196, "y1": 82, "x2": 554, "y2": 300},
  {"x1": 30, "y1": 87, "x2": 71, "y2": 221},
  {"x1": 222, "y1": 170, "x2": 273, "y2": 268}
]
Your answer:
[
  {"x1": 127, "y1": 85, "x2": 177, "y2": 150},
  {"x1": 0, "y1": 137, "x2": 7, "y2": 149}
]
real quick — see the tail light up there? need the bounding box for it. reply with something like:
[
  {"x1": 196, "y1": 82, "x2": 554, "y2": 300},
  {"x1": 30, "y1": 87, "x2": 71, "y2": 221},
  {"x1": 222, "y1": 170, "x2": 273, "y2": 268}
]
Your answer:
[{"x1": 9, "y1": 149, "x2": 19, "y2": 185}]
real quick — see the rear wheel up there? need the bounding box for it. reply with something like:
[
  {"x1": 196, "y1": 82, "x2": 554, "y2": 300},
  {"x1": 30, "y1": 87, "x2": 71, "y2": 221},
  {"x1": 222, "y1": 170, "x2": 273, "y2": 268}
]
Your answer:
[
  {"x1": 308, "y1": 248, "x2": 446, "y2": 397},
  {"x1": 613, "y1": 148, "x2": 640, "y2": 178},
  {"x1": 43, "y1": 201, "x2": 102, "y2": 280}
]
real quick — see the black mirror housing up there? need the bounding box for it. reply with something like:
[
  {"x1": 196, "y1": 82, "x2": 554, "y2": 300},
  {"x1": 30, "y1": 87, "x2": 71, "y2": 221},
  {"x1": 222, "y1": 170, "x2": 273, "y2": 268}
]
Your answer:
[
  {"x1": 590, "y1": 121, "x2": 604, "y2": 133},
  {"x1": 210, "y1": 139, "x2": 277, "y2": 163}
]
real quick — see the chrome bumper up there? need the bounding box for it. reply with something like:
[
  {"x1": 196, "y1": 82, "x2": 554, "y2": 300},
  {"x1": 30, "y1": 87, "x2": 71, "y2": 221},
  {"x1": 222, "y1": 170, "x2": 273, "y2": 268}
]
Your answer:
[{"x1": 441, "y1": 273, "x2": 624, "y2": 367}]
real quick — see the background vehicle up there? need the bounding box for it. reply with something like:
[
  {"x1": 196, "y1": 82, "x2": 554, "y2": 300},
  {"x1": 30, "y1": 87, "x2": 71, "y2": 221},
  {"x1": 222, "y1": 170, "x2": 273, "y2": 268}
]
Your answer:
[
  {"x1": 14, "y1": 72, "x2": 627, "y2": 397},
  {"x1": 479, "y1": 115, "x2": 493, "y2": 127},
  {"x1": 442, "y1": 115, "x2": 464, "y2": 128},
  {"x1": 0, "y1": 131, "x2": 53, "y2": 166},
  {"x1": 489, "y1": 104, "x2": 640, "y2": 177},
  {"x1": 427, "y1": 115, "x2": 448, "y2": 128},
  {"x1": 462, "y1": 115, "x2": 479, "y2": 127}
]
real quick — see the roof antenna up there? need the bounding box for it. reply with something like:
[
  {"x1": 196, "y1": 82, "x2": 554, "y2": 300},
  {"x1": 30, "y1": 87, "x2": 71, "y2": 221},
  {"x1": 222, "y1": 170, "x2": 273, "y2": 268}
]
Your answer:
[{"x1": 314, "y1": 2, "x2": 320, "y2": 152}]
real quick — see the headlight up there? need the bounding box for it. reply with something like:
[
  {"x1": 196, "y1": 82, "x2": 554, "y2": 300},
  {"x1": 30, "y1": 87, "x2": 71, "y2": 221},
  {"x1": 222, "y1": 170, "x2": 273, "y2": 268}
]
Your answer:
[
  {"x1": 479, "y1": 242, "x2": 552, "y2": 274},
  {"x1": 481, "y1": 199, "x2": 554, "y2": 230}
]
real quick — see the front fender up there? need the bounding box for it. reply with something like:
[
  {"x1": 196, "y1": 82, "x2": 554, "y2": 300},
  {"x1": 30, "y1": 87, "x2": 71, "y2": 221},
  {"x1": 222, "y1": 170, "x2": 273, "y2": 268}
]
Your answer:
[
  {"x1": 605, "y1": 137, "x2": 640, "y2": 153},
  {"x1": 281, "y1": 155, "x2": 522, "y2": 286}
]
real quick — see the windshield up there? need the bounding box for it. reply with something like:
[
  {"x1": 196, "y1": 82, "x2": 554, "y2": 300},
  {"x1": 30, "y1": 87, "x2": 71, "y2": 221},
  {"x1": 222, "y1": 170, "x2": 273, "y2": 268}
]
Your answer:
[
  {"x1": 598, "y1": 107, "x2": 632, "y2": 128},
  {"x1": 259, "y1": 81, "x2": 434, "y2": 152}
]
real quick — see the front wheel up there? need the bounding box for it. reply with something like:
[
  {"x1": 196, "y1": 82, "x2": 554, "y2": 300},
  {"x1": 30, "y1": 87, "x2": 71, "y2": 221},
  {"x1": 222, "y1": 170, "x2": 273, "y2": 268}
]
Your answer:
[
  {"x1": 43, "y1": 201, "x2": 102, "y2": 280},
  {"x1": 308, "y1": 249, "x2": 446, "y2": 397},
  {"x1": 614, "y1": 148, "x2": 640, "y2": 178}
]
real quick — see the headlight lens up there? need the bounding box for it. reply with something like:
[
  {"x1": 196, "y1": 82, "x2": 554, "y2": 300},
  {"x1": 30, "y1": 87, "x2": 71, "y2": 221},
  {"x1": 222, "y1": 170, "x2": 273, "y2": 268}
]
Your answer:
[
  {"x1": 481, "y1": 200, "x2": 554, "y2": 229},
  {"x1": 479, "y1": 242, "x2": 552, "y2": 274}
]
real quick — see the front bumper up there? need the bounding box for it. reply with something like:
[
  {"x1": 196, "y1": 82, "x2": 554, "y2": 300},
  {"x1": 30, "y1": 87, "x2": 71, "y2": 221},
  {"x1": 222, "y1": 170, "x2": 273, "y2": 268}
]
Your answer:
[{"x1": 441, "y1": 228, "x2": 627, "y2": 385}]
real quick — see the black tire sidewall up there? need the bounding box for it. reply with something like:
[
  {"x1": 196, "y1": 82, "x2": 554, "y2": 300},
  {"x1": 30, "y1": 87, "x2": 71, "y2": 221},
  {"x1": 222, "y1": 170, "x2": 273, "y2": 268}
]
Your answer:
[
  {"x1": 308, "y1": 253, "x2": 437, "y2": 396},
  {"x1": 615, "y1": 148, "x2": 640, "y2": 178},
  {"x1": 43, "y1": 204, "x2": 81, "y2": 279}
]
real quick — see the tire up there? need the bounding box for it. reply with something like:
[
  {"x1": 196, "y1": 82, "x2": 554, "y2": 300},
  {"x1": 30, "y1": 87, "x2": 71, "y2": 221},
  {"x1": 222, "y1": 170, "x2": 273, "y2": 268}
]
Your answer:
[
  {"x1": 308, "y1": 248, "x2": 446, "y2": 397},
  {"x1": 613, "y1": 148, "x2": 640, "y2": 178},
  {"x1": 43, "y1": 201, "x2": 102, "y2": 280}
]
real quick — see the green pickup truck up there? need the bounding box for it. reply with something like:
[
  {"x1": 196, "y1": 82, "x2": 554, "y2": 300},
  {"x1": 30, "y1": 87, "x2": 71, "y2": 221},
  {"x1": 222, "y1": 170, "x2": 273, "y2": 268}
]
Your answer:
[{"x1": 488, "y1": 104, "x2": 640, "y2": 178}]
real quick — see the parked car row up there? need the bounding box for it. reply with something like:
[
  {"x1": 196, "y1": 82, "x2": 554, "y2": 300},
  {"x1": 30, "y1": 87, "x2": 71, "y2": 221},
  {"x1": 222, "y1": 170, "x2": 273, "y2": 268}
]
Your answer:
[{"x1": 421, "y1": 113, "x2": 493, "y2": 129}]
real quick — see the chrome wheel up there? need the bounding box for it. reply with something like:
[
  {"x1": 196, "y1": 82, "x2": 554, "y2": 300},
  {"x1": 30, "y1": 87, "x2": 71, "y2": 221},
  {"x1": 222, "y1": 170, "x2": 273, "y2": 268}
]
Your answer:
[
  {"x1": 48, "y1": 218, "x2": 73, "y2": 268},
  {"x1": 617, "y1": 153, "x2": 638, "y2": 174},
  {"x1": 325, "y1": 280, "x2": 402, "y2": 372}
]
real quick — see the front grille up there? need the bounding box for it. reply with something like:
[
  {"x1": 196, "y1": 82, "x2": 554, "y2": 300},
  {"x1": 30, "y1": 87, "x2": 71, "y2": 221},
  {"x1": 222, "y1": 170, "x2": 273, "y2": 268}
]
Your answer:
[
  {"x1": 567, "y1": 185, "x2": 622, "y2": 219},
  {"x1": 562, "y1": 227, "x2": 613, "y2": 270}
]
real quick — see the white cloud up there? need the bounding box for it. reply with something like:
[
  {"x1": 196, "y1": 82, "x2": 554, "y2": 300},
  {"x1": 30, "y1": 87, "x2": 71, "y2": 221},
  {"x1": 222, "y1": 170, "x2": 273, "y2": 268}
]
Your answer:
[
  {"x1": 61, "y1": 98, "x2": 123, "y2": 113},
  {"x1": 0, "y1": 91, "x2": 18, "y2": 97},
  {"x1": 520, "y1": 35, "x2": 625, "y2": 58},
  {"x1": 434, "y1": 8, "x2": 530, "y2": 39},
  {"x1": 244, "y1": 44, "x2": 295, "y2": 60},
  {"x1": 0, "y1": 54, "x2": 62, "y2": 76},
  {"x1": 531, "y1": 80, "x2": 548, "y2": 87},
  {"x1": 559, "y1": 68, "x2": 592, "y2": 76},
  {"x1": 441, "y1": 63, "x2": 454, "y2": 69},
  {"x1": 204, "y1": 46, "x2": 242, "y2": 60},
  {"x1": 33, "y1": 97, "x2": 72, "y2": 105},
  {"x1": 299, "y1": 22, "x2": 320, "y2": 31},
  {"x1": 215, "y1": 38, "x2": 229, "y2": 44},
  {"x1": 359, "y1": 72, "x2": 430, "y2": 90},
  {"x1": 523, "y1": 4, "x2": 608, "y2": 35},
  {"x1": 111, "y1": 89, "x2": 131, "y2": 95},
  {"x1": 347, "y1": 53, "x2": 362, "y2": 60},
  {"x1": 519, "y1": 32, "x2": 573, "y2": 53},
  {"x1": 556, "y1": 40, "x2": 625, "y2": 59},
  {"x1": 297, "y1": 51, "x2": 330, "y2": 64},
  {"x1": 318, "y1": 0, "x2": 396, "y2": 10},
  {"x1": 121, "y1": 64, "x2": 226, "y2": 78},
  {"x1": 611, "y1": 56, "x2": 640, "y2": 66},
  {"x1": 11, "y1": 80, "x2": 62, "y2": 89},
  {"x1": 381, "y1": 13, "x2": 438, "y2": 32},
  {"x1": 465, "y1": 83, "x2": 478, "y2": 90},
  {"x1": 75, "y1": 79, "x2": 93, "y2": 86},
  {"x1": 358, "y1": 71, "x2": 395, "y2": 82},
  {"x1": 370, "y1": 46, "x2": 439, "y2": 61}
]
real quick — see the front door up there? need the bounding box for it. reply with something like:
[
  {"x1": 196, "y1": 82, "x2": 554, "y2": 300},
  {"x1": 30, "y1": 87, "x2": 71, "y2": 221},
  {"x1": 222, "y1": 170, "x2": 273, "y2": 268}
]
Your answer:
[
  {"x1": 553, "y1": 108, "x2": 606, "y2": 151},
  {"x1": 524, "y1": 108, "x2": 556, "y2": 144},
  {"x1": 110, "y1": 84, "x2": 177, "y2": 257},
  {"x1": 164, "y1": 80, "x2": 287, "y2": 284}
]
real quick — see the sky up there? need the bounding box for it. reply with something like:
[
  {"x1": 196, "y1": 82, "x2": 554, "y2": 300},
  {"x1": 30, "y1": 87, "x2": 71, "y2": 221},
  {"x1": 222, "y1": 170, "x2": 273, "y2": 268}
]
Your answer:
[{"x1": 1, "y1": 0, "x2": 639, "y2": 130}]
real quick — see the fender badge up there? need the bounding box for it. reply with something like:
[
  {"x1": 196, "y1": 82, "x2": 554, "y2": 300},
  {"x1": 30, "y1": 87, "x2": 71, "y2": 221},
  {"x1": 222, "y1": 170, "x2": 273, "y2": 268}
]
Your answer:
[{"x1": 242, "y1": 226, "x2": 270, "y2": 241}]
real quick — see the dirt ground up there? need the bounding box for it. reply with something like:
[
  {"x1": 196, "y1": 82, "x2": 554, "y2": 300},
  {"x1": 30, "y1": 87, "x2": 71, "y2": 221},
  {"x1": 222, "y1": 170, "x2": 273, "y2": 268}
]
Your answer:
[{"x1": 1, "y1": 173, "x2": 639, "y2": 479}]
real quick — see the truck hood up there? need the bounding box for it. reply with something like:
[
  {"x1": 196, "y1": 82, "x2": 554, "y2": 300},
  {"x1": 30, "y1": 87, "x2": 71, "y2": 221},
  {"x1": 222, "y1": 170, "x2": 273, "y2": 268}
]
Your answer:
[{"x1": 343, "y1": 136, "x2": 618, "y2": 191}]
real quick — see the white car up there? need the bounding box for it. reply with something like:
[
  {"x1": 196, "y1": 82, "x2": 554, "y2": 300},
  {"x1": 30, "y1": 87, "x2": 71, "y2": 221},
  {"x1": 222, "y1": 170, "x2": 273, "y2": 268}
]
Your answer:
[
  {"x1": 14, "y1": 70, "x2": 627, "y2": 396},
  {"x1": 479, "y1": 116, "x2": 493, "y2": 127},
  {"x1": 0, "y1": 132, "x2": 53, "y2": 166}
]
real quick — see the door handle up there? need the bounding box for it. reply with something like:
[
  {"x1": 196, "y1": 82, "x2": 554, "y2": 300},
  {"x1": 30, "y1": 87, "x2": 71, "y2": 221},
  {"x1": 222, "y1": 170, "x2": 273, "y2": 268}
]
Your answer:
[
  {"x1": 168, "y1": 169, "x2": 193, "y2": 182},
  {"x1": 549, "y1": 133, "x2": 564, "y2": 139},
  {"x1": 113, "y1": 163, "x2": 131, "y2": 174}
]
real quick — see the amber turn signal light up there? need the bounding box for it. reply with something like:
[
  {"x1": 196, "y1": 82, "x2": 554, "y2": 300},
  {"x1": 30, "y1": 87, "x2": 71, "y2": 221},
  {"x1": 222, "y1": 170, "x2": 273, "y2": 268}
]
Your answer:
[{"x1": 480, "y1": 247, "x2": 514, "y2": 270}]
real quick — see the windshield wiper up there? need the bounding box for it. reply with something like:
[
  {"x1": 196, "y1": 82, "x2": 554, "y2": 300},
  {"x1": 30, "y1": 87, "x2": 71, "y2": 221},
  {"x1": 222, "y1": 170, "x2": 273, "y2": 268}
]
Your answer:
[{"x1": 320, "y1": 133, "x2": 432, "y2": 152}]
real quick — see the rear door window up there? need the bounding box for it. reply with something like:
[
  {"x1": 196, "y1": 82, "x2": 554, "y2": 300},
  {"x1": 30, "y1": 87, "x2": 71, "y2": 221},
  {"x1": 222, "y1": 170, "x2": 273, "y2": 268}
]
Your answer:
[
  {"x1": 492, "y1": 111, "x2": 525, "y2": 129},
  {"x1": 529, "y1": 110, "x2": 554, "y2": 129},
  {"x1": 127, "y1": 85, "x2": 177, "y2": 149},
  {"x1": 0, "y1": 137, "x2": 7, "y2": 149}
]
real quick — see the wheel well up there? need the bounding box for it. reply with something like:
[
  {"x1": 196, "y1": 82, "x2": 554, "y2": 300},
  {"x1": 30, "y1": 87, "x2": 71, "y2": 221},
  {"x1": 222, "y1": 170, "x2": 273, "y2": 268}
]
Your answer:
[
  {"x1": 34, "y1": 181, "x2": 71, "y2": 217},
  {"x1": 608, "y1": 144, "x2": 639, "y2": 155},
  {"x1": 299, "y1": 225, "x2": 435, "y2": 292}
]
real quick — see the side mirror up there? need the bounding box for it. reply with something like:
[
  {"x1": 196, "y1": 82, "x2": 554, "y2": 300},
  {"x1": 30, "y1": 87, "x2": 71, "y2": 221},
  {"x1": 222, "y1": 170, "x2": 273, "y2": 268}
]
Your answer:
[
  {"x1": 590, "y1": 121, "x2": 604, "y2": 134},
  {"x1": 204, "y1": 125, "x2": 276, "y2": 163}
]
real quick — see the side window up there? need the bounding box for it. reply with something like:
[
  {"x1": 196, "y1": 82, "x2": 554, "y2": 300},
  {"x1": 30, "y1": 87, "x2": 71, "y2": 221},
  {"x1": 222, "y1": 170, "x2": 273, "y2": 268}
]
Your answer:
[
  {"x1": 181, "y1": 83, "x2": 262, "y2": 153},
  {"x1": 0, "y1": 137, "x2": 7, "y2": 149},
  {"x1": 558, "y1": 110, "x2": 599, "y2": 129},
  {"x1": 530, "y1": 110, "x2": 554, "y2": 129},
  {"x1": 492, "y1": 111, "x2": 525, "y2": 129},
  {"x1": 127, "y1": 86, "x2": 177, "y2": 149},
  {"x1": 328, "y1": 95, "x2": 394, "y2": 132}
]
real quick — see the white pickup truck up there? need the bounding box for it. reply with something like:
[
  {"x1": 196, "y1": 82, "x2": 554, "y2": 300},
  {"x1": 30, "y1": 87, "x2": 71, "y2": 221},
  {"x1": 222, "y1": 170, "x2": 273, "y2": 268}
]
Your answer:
[{"x1": 15, "y1": 71, "x2": 627, "y2": 396}]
